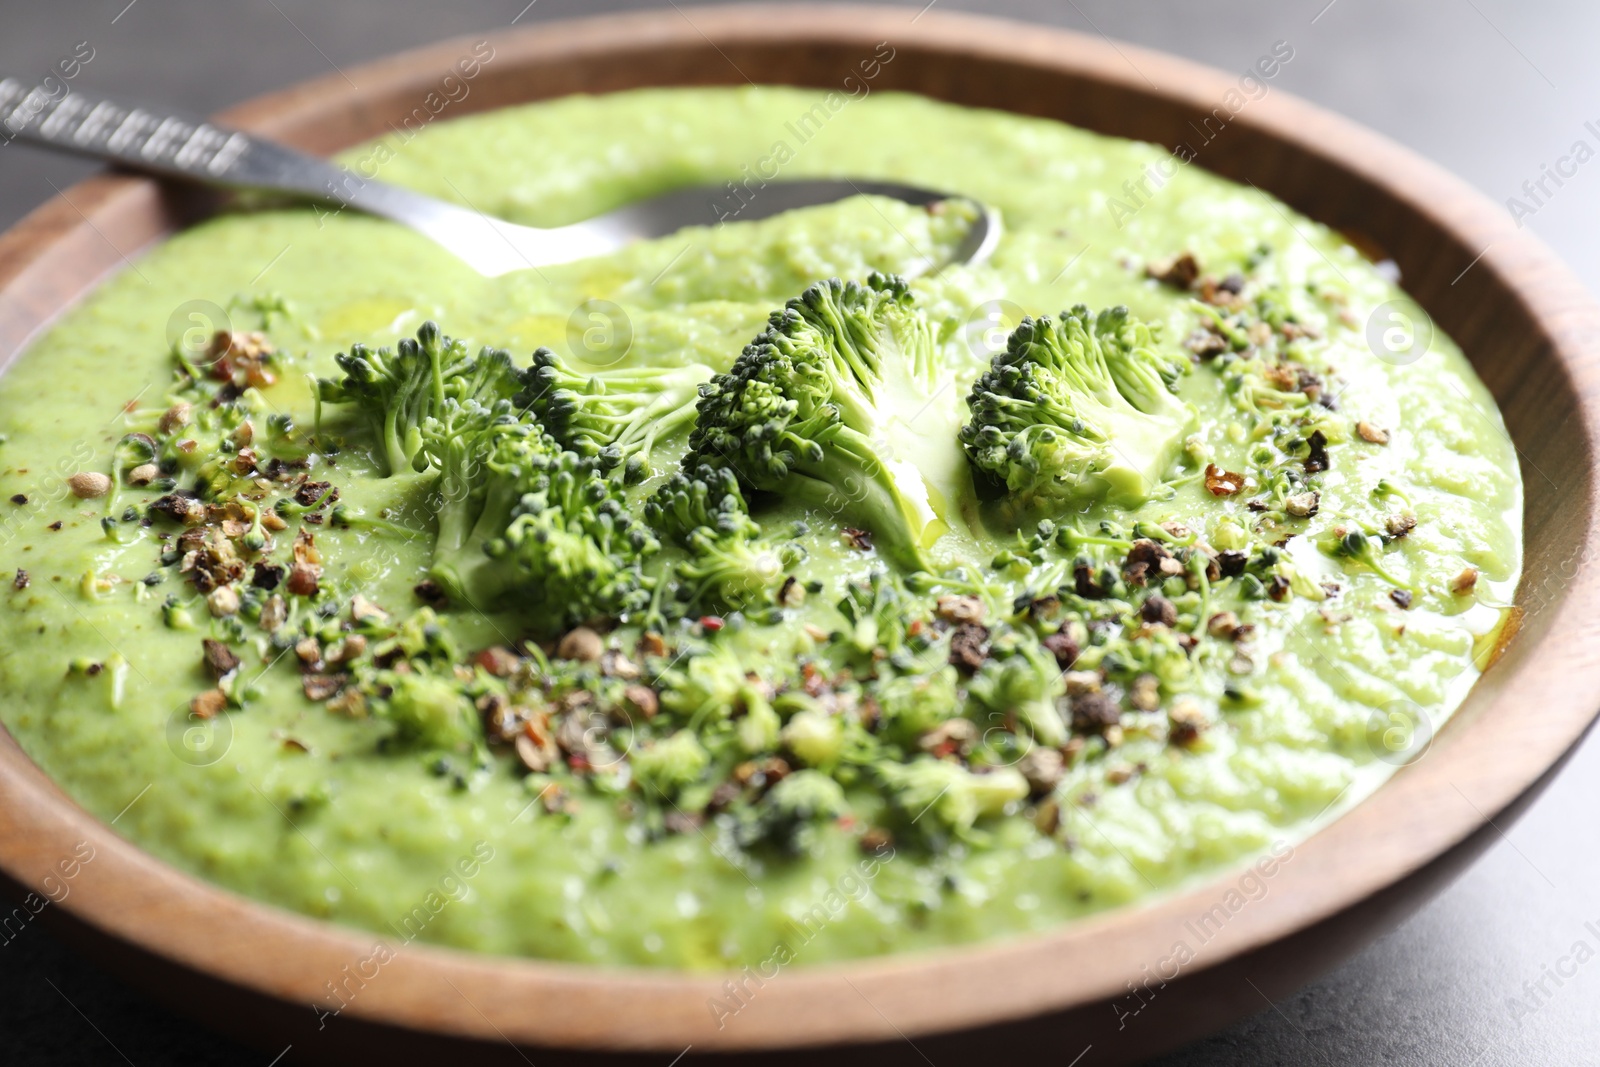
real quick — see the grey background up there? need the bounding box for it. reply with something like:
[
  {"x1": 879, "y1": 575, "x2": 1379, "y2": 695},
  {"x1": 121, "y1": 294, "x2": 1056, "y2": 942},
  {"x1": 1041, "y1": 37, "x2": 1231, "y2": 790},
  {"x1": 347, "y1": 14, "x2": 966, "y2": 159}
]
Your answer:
[{"x1": 1, "y1": 1, "x2": 1596, "y2": 1064}]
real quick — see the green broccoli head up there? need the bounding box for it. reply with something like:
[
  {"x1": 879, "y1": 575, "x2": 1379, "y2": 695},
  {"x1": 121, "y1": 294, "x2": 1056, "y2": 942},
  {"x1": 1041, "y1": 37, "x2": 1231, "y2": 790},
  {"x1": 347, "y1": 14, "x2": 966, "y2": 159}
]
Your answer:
[
  {"x1": 646, "y1": 463, "x2": 805, "y2": 615},
  {"x1": 410, "y1": 392, "x2": 659, "y2": 629},
  {"x1": 444, "y1": 344, "x2": 523, "y2": 406},
  {"x1": 760, "y1": 768, "x2": 846, "y2": 841},
  {"x1": 656, "y1": 640, "x2": 780, "y2": 753},
  {"x1": 837, "y1": 567, "x2": 915, "y2": 659},
  {"x1": 417, "y1": 401, "x2": 555, "y2": 609},
  {"x1": 961, "y1": 305, "x2": 1196, "y2": 514},
  {"x1": 780, "y1": 707, "x2": 845, "y2": 768},
  {"x1": 749, "y1": 768, "x2": 848, "y2": 855},
  {"x1": 1316, "y1": 526, "x2": 1415, "y2": 592},
  {"x1": 764, "y1": 768, "x2": 847, "y2": 821},
  {"x1": 516, "y1": 348, "x2": 711, "y2": 482},
  {"x1": 686, "y1": 272, "x2": 970, "y2": 569},
  {"x1": 873, "y1": 666, "x2": 962, "y2": 744},
  {"x1": 366, "y1": 665, "x2": 480, "y2": 753},
  {"x1": 968, "y1": 641, "x2": 1068, "y2": 747},
  {"x1": 645, "y1": 462, "x2": 756, "y2": 543},
  {"x1": 319, "y1": 324, "x2": 667, "y2": 634},
  {"x1": 877, "y1": 758, "x2": 1028, "y2": 836},
  {"x1": 316, "y1": 322, "x2": 526, "y2": 476},
  {"x1": 630, "y1": 729, "x2": 710, "y2": 800},
  {"x1": 674, "y1": 529, "x2": 804, "y2": 618},
  {"x1": 481, "y1": 449, "x2": 659, "y2": 628}
]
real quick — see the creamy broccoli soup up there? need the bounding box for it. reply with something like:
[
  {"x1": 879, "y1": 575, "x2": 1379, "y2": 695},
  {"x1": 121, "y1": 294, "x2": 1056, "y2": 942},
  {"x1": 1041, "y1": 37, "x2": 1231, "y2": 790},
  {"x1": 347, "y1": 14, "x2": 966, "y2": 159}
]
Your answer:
[{"x1": 0, "y1": 87, "x2": 1519, "y2": 969}]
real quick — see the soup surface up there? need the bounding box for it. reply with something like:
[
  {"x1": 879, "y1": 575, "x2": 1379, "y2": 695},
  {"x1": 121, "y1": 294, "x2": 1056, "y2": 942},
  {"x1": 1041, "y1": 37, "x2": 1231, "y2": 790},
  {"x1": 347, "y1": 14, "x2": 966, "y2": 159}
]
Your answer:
[{"x1": 0, "y1": 87, "x2": 1520, "y2": 968}]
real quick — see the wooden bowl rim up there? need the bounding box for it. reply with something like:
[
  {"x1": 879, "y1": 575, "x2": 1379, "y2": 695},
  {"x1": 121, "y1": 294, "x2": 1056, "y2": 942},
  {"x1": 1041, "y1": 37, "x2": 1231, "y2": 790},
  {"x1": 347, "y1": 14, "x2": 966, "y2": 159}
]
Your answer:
[{"x1": 1, "y1": 4, "x2": 1598, "y2": 1053}]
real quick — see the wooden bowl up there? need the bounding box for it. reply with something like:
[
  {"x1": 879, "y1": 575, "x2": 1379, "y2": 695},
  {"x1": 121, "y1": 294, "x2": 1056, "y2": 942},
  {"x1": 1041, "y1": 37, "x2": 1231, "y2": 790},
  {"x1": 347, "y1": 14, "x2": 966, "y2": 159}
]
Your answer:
[{"x1": 2, "y1": 6, "x2": 1597, "y2": 1064}]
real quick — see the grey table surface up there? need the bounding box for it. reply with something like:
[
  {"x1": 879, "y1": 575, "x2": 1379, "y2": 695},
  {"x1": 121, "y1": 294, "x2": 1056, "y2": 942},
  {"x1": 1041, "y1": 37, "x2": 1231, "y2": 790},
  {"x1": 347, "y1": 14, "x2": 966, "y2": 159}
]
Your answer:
[{"x1": 1, "y1": 1, "x2": 1596, "y2": 1064}]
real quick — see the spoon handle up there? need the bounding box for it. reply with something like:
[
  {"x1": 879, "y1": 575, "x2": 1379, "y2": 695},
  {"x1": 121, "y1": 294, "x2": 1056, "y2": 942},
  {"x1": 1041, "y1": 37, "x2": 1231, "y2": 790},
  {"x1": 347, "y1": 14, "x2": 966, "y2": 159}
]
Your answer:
[
  {"x1": 0, "y1": 75, "x2": 463, "y2": 229},
  {"x1": 0, "y1": 76, "x2": 341, "y2": 196}
]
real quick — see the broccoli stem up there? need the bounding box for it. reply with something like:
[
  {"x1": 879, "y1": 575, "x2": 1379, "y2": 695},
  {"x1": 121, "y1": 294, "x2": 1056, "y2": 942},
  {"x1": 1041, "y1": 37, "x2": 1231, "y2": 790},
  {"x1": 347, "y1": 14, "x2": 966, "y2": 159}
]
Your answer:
[
  {"x1": 381, "y1": 406, "x2": 413, "y2": 478},
  {"x1": 1350, "y1": 539, "x2": 1413, "y2": 591},
  {"x1": 429, "y1": 472, "x2": 526, "y2": 609},
  {"x1": 676, "y1": 537, "x2": 789, "y2": 611},
  {"x1": 1057, "y1": 528, "x2": 1134, "y2": 553},
  {"x1": 332, "y1": 505, "x2": 424, "y2": 541},
  {"x1": 524, "y1": 357, "x2": 712, "y2": 475},
  {"x1": 1326, "y1": 530, "x2": 1415, "y2": 592},
  {"x1": 780, "y1": 428, "x2": 946, "y2": 569}
]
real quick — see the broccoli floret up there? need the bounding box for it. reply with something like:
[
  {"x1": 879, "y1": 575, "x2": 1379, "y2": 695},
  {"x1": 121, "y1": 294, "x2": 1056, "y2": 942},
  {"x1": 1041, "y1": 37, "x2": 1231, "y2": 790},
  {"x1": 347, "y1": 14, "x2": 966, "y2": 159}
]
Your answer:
[
  {"x1": 316, "y1": 322, "x2": 519, "y2": 476},
  {"x1": 445, "y1": 344, "x2": 523, "y2": 405},
  {"x1": 317, "y1": 324, "x2": 662, "y2": 631},
  {"x1": 479, "y1": 449, "x2": 659, "y2": 626},
  {"x1": 1317, "y1": 527, "x2": 1414, "y2": 591},
  {"x1": 673, "y1": 530, "x2": 803, "y2": 618},
  {"x1": 753, "y1": 769, "x2": 848, "y2": 855},
  {"x1": 417, "y1": 398, "x2": 548, "y2": 606},
  {"x1": 765, "y1": 768, "x2": 847, "y2": 820},
  {"x1": 686, "y1": 273, "x2": 971, "y2": 569},
  {"x1": 760, "y1": 768, "x2": 846, "y2": 842},
  {"x1": 366, "y1": 666, "x2": 480, "y2": 753},
  {"x1": 516, "y1": 348, "x2": 712, "y2": 481},
  {"x1": 261, "y1": 412, "x2": 314, "y2": 464},
  {"x1": 837, "y1": 568, "x2": 914, "y2": 658},
  {"x1": 961, "y1": 305, "x2": 1196, "y2": 515},
  {"x1": 968, "y1": 642, "x2": 1068, "y2": 747},
  {"x1": 877, "y1": 758, "x2": 1028, "y2": 835},
  {"x1": 645, "y1": 462, "x2": 758, "y2": 544},
  {"x1": 646, "y1": 463, "x2": 805, "y2": 614},
  {"x1": 873, "y1": 667, "x2": 962, "y2": 744},
  {"x1": 781, "y1": 707, "x2": 845, "y2": 768},
  {"x1": 364, "y1": 606, "x2": 459, "y2": 662},
  {"x1": 631, "y1": 729, "x2": 710, "y2": 799},
  {"x1": 657, "y1": 641, "x2": 781, "y2": 753}
]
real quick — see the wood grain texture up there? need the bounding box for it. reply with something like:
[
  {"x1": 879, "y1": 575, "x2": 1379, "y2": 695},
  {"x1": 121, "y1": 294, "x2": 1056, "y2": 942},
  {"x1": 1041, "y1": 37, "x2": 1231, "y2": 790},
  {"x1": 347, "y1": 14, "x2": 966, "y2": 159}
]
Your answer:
[{"x1": 0, "y1": 6, "x2": 1596, "y2": 1064}]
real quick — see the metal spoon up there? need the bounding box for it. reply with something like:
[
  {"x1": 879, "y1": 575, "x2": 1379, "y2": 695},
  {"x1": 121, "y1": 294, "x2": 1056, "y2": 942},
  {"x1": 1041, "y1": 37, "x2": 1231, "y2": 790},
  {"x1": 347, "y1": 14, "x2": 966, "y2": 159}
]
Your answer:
[{"x1": 0, "y1": 77, "x2": 1000, "y2": 277}]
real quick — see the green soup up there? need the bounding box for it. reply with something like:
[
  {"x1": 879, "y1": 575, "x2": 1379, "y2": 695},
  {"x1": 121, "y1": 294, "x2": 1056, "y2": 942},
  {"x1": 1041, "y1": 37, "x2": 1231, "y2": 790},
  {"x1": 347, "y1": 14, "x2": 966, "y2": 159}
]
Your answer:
[{"x1": 0, "y1": 87, "x2": 1519, "y2": 970}]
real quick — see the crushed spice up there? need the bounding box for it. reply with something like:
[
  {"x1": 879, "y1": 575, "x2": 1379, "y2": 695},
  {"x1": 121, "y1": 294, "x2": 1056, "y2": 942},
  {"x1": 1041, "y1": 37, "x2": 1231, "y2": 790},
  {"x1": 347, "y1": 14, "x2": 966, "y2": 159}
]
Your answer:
[
  {"x1": 1146, "y1": 252, "x2": 1199, "y2": 290},
  {"x1": 201, "y1": 638, "x2": 240, "y2": 680},
  {"x1": 841, "y1": 527, "x2": 874, "y2": 552},
  {"x1": 948, "y1": 622, "x2": 990, "y2": 673},
  {"x1": 1303, "y1": 430, "x2": 1329, "y2": 474},
  {"x1": 1356, "y1": 421, "x2": 1390, "y2": 445},
  {"x1": 1204, "y1": 464, "x2": 1246, "y2": 496}
]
